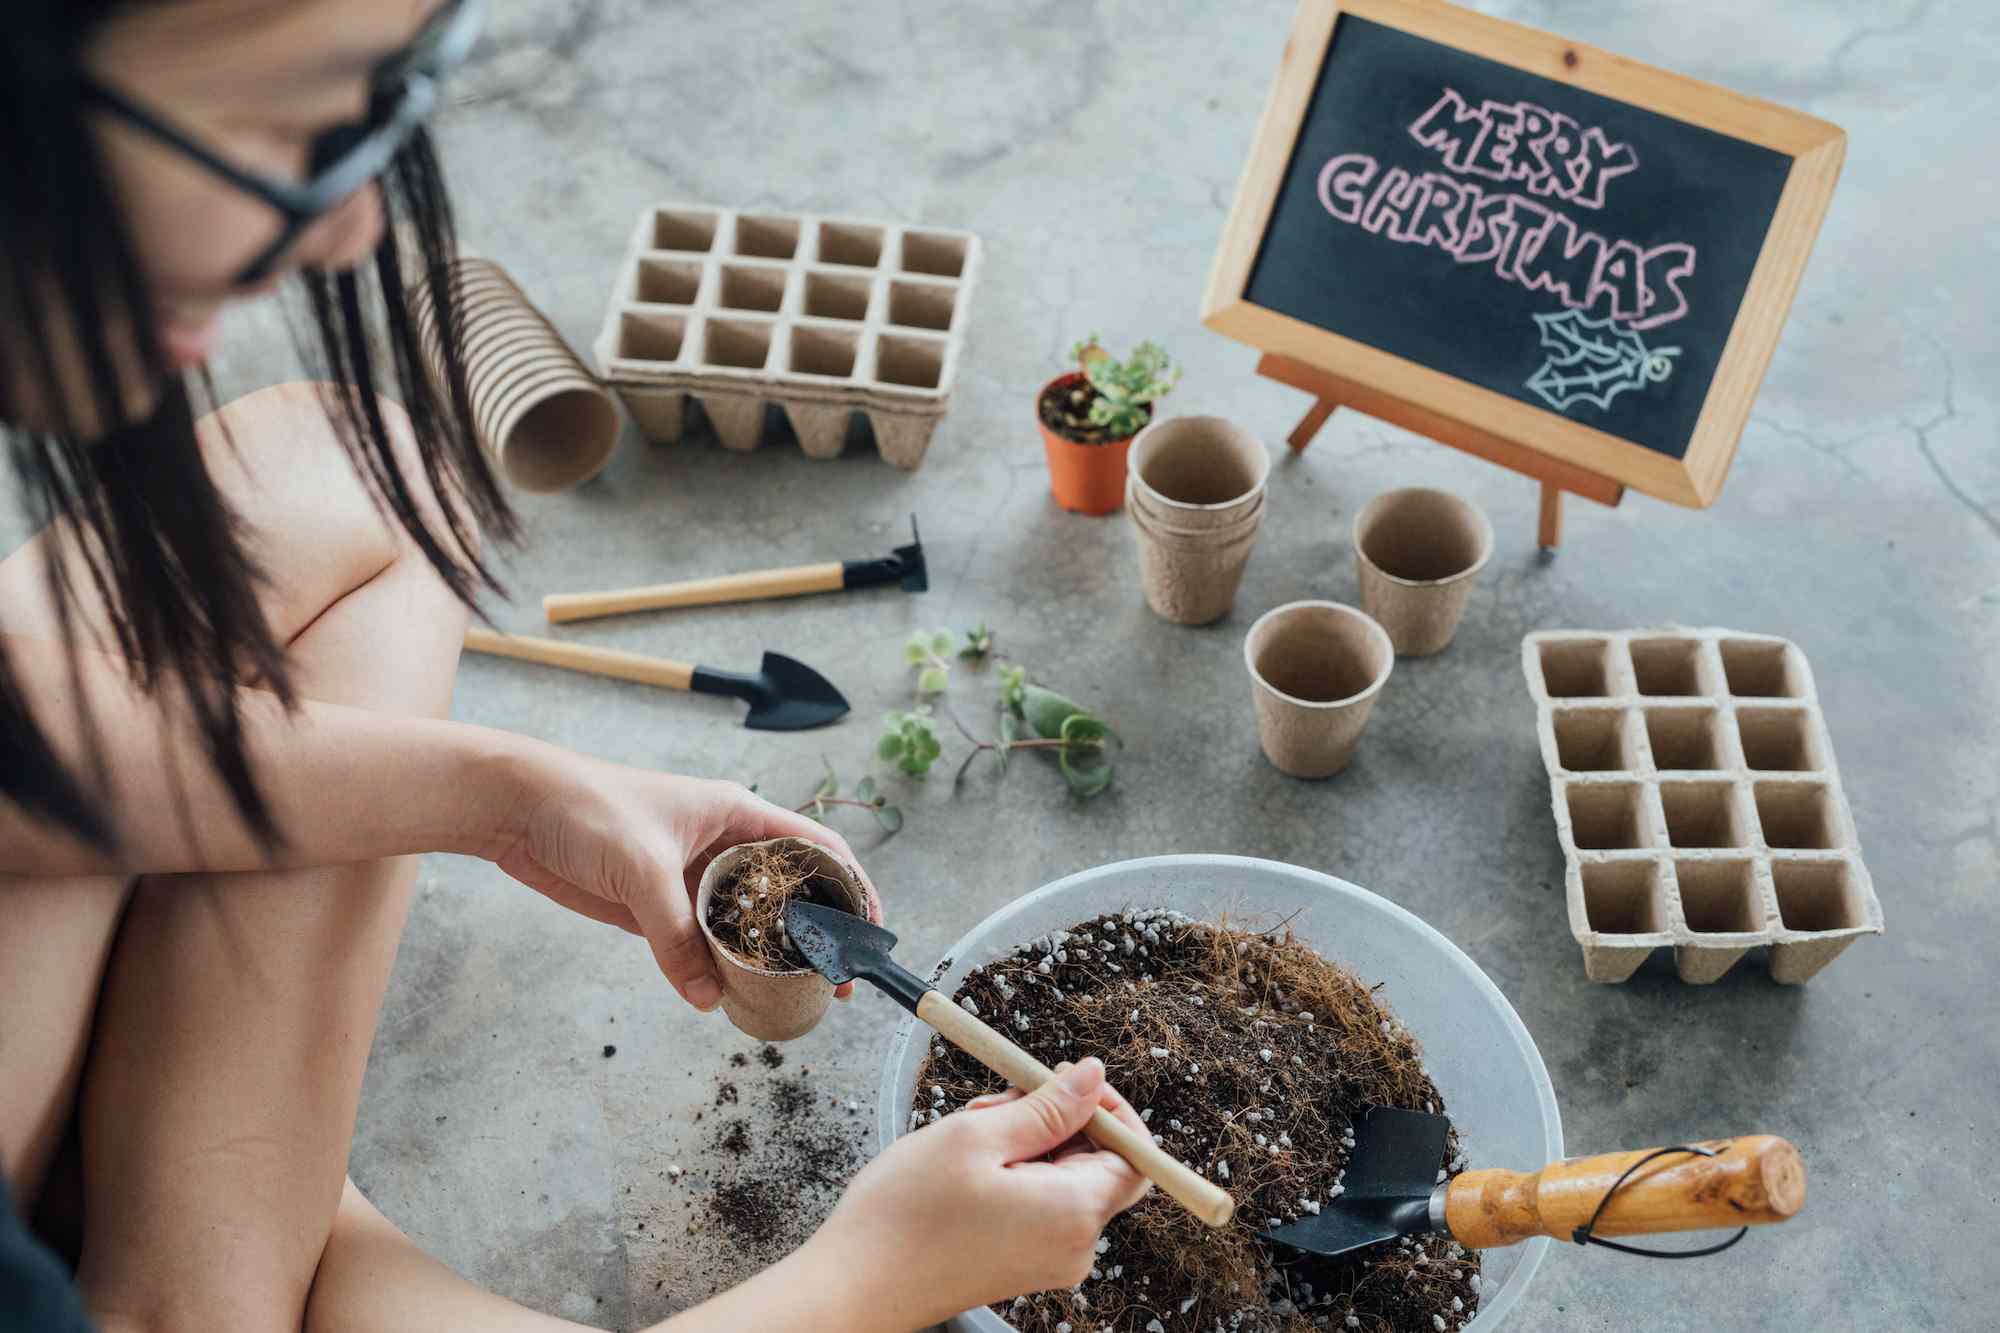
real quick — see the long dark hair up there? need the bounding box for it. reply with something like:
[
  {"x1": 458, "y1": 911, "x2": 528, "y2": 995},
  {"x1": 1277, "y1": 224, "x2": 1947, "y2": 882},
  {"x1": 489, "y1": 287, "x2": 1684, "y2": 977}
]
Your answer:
[{"x1": 0, "y1": 1, "x2": 514, "y2": 853}]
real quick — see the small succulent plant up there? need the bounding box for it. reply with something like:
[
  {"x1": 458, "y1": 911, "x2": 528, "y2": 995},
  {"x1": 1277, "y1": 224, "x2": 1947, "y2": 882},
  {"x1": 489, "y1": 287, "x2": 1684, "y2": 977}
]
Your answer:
[
  {"x1": 905, "y1": 629, "x2": 958, "y2": 697},
  {"x1": 878, "y1": 707, "x2": 944, "y2": 777},
  {"x1": 1072, "y1": 335, "x2": 1181, "y2": 440}
]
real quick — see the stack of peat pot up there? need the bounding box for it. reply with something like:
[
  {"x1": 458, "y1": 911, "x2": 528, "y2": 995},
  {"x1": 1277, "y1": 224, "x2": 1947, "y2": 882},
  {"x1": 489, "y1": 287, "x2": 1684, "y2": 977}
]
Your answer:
[{"x1": 1126, "y1": 415, "x2": 1272, "y2": 625}]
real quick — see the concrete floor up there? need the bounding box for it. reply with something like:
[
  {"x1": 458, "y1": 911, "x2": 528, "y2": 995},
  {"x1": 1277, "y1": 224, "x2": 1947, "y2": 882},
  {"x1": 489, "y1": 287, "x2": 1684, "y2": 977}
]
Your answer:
[{"x1": 13, "y1": 1, "x2": 1993, "y2": 1329}]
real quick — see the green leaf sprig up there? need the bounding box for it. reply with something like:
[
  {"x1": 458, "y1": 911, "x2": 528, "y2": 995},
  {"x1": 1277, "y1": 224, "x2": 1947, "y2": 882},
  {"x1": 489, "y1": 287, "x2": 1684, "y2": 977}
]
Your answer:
[{"x1": 792, "y1": 761, "x2": 904, "y2": 835}]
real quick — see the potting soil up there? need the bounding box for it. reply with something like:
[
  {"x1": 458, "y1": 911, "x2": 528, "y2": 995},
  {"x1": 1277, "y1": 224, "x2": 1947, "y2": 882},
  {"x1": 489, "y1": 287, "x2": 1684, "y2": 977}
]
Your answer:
[
  {"x1": 688, "y1": 1056, "x2": 870, "y2": 1266},
  {"x1": 915, "y1": 909, "x2": 1481, "y2": 1333},
  {"x1": 1039, "y1": 377, "x2": 1148, "y2": 446}
]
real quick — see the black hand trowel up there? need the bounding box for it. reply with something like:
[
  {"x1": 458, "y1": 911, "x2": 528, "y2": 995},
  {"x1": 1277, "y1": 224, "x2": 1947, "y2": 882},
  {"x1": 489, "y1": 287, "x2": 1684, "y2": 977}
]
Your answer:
[
  {"x1": 462, "y1": 628, "x2": 848, "y2": 730},
  {"x1": 783, "y1": 899, "x2": 1236, "y2": 1228},
  {"x1": 1259, "y1": 1106, "x2": 1806, "y2": 1259}
]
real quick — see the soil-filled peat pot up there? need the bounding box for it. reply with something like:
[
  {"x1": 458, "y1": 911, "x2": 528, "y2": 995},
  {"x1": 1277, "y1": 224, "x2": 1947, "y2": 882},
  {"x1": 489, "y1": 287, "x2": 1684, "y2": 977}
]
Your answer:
[
  {"x1": 1244, "y1": 601, "x2": 1394, "y2": 777},
  {"x1": 696, "y1": 838, "x2": 872, "y2": 1041},
  {"x1": 1352, "y1": 488, "x2": 1494, "y2": 657},
  {"x1": 878, "y1": 856, "x2": 1560, "y2": 1333}
]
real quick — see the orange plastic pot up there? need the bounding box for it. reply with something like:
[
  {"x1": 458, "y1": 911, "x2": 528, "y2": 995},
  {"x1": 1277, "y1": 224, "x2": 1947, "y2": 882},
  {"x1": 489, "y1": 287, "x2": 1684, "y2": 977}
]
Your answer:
[{"x1": 1037, "y1": 372, "x2": 1145, "y2": 515}]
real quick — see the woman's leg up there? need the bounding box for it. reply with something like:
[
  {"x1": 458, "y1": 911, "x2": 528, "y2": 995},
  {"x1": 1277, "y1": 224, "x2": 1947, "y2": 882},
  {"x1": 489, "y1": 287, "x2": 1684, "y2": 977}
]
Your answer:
[
  {"x1": 0, "y1": 874, "x2": 130, "y2": 1214},
  {"x1": 0, "y1": 383, "x2": 475, "y2": 1332},
  {"x1": 77, "y1": 540, "x2": 465, "y2": 1333},
  {"x1": 302, "y1": 1180, "x2": 591, "y2": 1333}
]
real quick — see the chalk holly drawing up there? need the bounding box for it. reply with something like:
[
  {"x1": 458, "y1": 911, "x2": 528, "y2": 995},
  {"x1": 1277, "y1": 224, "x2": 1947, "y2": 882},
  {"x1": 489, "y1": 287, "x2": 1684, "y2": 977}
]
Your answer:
[{"x1": 1524, "y1": 310, "x2": 1680, "y2": 414}]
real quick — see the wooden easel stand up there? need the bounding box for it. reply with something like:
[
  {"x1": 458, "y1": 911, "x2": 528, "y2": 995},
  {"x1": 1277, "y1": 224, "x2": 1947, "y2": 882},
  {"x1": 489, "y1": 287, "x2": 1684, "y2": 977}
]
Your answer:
[{"x1": 1257, "y1": 353, "x2": 1627, "y2": 550}]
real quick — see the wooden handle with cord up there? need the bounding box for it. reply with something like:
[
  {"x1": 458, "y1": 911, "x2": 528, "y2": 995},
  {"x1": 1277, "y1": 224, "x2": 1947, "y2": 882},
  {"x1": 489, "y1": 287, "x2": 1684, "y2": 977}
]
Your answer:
[
  {"x1": 543, "y1": 563, "x2": 847, "y2": 623},
  {"x1": 1444, "y1": 1135, "x2": 1805, "y2": 1249},
  {"x1": 463, "y1": 627, "x2": 695, "y2": 690},
  {"x1": 915, "y1": 990, "x2": 1236, "y2": 1229}
]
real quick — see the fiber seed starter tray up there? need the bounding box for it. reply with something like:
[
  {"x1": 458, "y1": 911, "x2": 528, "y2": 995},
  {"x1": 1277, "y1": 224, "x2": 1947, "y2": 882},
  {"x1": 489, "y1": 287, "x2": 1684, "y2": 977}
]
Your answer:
[
  {"x1": 592, "y1": 204, "x2": 981, "y2": 469},
  {"x1": 1522, "y1": 629, "x2": 1882, "y2": 985}
]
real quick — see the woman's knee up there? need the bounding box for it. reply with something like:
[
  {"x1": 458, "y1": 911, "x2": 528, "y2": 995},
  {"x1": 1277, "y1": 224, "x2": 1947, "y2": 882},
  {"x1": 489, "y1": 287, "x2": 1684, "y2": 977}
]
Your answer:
[
  {"x1": 200, "y1": 383, "x2": 482, "y2": 630},
  {"x1": 200, "y1": 384, "x2": 477, "y2": 716}
]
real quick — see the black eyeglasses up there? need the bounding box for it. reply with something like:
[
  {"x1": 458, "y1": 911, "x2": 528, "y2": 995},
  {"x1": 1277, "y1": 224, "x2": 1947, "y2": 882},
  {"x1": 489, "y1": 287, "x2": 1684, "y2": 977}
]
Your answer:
[{"x1": 80, "y1": 0, "x2": 484, "y2": 285}]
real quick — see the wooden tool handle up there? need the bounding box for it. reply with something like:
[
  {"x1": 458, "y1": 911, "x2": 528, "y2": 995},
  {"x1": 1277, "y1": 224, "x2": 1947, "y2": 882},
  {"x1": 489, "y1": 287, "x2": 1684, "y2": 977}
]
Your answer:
[
  {"x1": 1444, "y1": 1135, "x2": 1805, "y2": 1249},
  {"x1": 543, "y1": 562, "x2": 846, "y2": 623},
  {"x1": 463, "y1": 627, "x2": 694, "y2": 690},
  {"x1": 915, "y1": 991, "x2": 1236, "y2": 1229}
]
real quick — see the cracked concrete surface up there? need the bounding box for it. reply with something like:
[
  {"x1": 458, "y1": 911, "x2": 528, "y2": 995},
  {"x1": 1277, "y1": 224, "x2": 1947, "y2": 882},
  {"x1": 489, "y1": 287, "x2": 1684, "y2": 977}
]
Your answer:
[{"x1": 3, "y1": 2, "x2": 1993, "y2": 1329}]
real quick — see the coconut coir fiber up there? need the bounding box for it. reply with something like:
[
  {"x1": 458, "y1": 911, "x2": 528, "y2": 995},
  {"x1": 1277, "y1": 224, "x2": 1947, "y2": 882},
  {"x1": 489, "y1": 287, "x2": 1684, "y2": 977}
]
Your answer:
[
  {"x1": 704, "y1": 842, "x2": 855, "y2": 972},
  {"x1": 915, "y1": 909, "x2": 1480, "y2": 1333}
]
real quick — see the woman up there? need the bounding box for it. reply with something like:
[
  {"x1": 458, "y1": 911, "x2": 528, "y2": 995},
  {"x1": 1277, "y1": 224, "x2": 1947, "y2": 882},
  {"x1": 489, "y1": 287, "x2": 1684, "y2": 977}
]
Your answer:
[{"x1": 0, "y1": 2, "x2": 1151, "y2": 1330}]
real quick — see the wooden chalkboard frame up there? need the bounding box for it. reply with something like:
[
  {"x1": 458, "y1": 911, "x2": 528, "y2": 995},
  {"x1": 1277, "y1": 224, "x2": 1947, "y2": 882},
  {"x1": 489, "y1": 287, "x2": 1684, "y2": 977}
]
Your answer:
[{"x1": 1202, "y1": 0, "x2": 1845, "y2": 508}]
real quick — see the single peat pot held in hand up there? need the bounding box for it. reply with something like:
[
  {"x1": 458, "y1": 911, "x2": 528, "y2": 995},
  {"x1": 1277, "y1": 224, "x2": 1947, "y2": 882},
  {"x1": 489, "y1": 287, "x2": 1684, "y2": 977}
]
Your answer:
[{"x1": 696, "y1": 837, "x2": 873, "y2": 1041}]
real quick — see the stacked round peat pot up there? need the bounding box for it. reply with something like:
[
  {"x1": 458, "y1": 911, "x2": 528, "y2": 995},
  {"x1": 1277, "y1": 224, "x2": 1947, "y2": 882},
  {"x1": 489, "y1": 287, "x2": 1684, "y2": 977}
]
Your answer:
[
  {"x1": 410, "y1": 257, "x2": 623, "y2": 493},
  {"x1": 1126, "y1": 416, "x2": 1272, "y2": 625}
]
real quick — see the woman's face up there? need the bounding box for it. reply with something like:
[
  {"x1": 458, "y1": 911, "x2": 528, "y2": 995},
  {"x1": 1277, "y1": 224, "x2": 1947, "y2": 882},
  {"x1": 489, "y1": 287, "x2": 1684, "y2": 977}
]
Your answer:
[
  {"x1": 88, "y1": 0, "x2": 445, "y2": 370},
  {"x1": 3, "y1": 0, "x2": 444, "y2": 435}
]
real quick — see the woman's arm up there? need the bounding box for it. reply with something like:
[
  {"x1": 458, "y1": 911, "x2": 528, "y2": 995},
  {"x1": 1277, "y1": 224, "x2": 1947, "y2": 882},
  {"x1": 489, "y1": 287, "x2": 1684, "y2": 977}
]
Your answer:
[
  {"x1": 655, "y1": 1060, "x2": 1153, "y2": 1333},
  {"x1": 0, "y1": 630, "x2": 871, "y2": 1013},
  {"x1": 0, "y1": 631, "x2": 532, "y2": 878},
  {"x1": 306, "y1": 1060, "x2": 1151, "y2": 1333}
]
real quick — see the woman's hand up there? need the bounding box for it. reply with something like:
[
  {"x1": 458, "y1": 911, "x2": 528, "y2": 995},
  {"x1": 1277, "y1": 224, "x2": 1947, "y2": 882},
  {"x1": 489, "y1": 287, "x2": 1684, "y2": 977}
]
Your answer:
[
  {"x1": 799, "y1": 1058, "x2": 1153, "y2": 1331},
  {"x1": 485, "y1": 750, "x2": 878, "y2": 1011}
]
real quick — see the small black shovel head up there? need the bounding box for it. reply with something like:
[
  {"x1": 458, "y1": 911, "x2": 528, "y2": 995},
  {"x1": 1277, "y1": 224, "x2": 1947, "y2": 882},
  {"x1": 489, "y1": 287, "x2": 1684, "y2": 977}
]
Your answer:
[
  {"x1": 1259, "y1": 1106, "x2": 1452, "y2": 1259},
  {"x1": 745, "y1": 652, "x2": 850, "y2": 731},
  {"x1": 784, "y1": 899, "x2": 900, "y2": 985},
  {"x1": 893, "y1": 535, "x2": 927, "y2": 592}
]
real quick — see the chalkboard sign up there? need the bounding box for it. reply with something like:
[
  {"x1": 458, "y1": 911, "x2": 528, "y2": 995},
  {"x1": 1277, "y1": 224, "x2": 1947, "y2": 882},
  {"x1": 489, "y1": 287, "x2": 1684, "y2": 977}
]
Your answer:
[{"x1": 1204, "y1": 0, "x2": 1844, "y2": 508}]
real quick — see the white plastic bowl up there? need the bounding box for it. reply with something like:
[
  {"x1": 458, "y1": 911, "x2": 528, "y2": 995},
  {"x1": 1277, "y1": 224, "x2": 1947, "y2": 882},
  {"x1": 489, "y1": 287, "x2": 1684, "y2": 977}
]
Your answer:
[{"x1": 875, "y1": 854, "x2": 1561, "y2": 1333}]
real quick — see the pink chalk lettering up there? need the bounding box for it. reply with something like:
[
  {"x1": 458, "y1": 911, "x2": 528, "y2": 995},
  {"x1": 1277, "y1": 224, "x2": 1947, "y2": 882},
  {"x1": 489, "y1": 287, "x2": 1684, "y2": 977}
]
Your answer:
[
  {"x1": 1515, "y1": 212, "x2": 1609, "y2": 310},
  {"x1": 1566, "y1": 126, "x2": 1641, "y2": 210},
  {"x1": 1405, "y1": 174, "x2": 1472, "y2": 249},
  {"x1": 1448, "y1": 188, "x2": 1514, "y2": 264},
  {"x1": 1492, "y1": 196, "x2": 1556, "y2": 287},
  {"x1": 1360, "y1": 166, "x2": 1422, "y2": 238},
  {"x1": 1407, "y1": 86, "x2": 1639, "y2": 211},
  {"x1": 1633, "y1": 243, "x2": 1696, "y2": 330},
  {"x1": 1462, "y1": 99, "x2": 1525, "y2": 182},
  {"x1": 1518, "y1": 107, "x2": 1583, "y2": 199},
  {"x1": 1316, "y1": 152, "x2": 1379, "y2": 224},
  {"x1": 1408, "y1": 87, "x2": 1491, "y2": 173},
  {"x1": 1311, "y1": 141, "x2": 1697, "y2": 331},
  {"x1": 1589, "y1": 239, "x2": 1649, "y2": 323}
]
